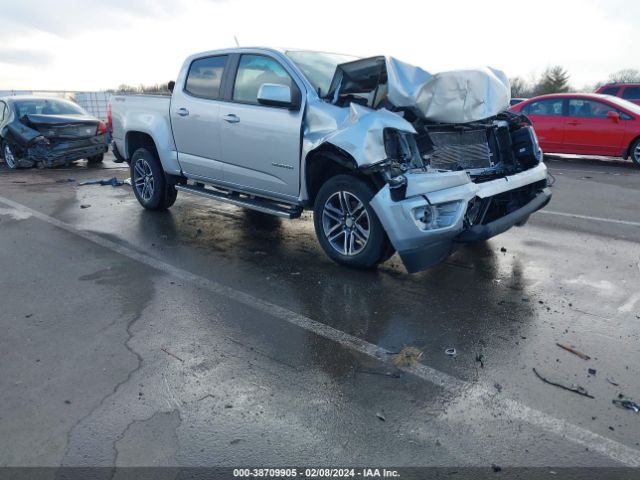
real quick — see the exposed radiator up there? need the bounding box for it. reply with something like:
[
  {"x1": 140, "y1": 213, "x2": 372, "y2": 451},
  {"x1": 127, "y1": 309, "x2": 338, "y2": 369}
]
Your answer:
[{"x1": 428, "y1": 129, "x2": 493, "y2": 170}]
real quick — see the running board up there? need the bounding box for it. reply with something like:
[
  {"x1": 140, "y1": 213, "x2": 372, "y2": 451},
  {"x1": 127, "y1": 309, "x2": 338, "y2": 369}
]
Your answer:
[{"x1": 175, "y1": 184, "x2": 303, "y2": 219}]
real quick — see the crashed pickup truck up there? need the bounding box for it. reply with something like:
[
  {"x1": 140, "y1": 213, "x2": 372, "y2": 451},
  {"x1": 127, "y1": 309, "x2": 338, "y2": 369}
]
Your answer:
[
  {"x1": 110, "y1": 48, "x2": 551, "y2": 273},
  {"x1": 0, "y1": 96, "x2": 108, "y2": 168}
]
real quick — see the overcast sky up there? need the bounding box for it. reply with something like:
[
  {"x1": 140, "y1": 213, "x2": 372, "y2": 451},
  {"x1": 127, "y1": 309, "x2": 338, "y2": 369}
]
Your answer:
[{"x1": 0, "y1": 0, "x2": 637, "y2": 91}]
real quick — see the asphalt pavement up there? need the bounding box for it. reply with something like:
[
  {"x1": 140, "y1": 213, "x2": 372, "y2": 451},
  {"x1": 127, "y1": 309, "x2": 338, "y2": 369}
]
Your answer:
[{"x1": 0, "y1": 155, "x2": 639, "y2": 475}]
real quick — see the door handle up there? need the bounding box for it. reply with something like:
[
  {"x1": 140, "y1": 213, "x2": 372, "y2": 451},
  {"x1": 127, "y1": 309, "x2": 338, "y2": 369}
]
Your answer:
[
  {"x1": 176, "y1": 108, "x2": 189, "y2": 117},
  {"x1": 223, "y1": 114, "x2": 240, "y2": 124}
]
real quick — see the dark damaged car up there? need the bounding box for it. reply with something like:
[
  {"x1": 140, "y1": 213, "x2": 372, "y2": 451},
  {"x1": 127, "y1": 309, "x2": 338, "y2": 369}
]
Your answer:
[{"x1": 0, "y1": 97, "x2": 108, "y2": 169}]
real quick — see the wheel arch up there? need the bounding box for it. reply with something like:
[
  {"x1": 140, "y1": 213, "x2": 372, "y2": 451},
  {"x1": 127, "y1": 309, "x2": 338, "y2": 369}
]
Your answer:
[{"x1": 304, "y1": 143, "x2": 383, "y2": 207}]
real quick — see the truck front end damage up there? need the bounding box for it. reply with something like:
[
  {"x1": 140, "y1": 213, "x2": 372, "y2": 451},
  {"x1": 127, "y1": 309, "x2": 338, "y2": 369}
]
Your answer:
[{"x1": 303, "y1": 55, "x2": 552, "y2": 272}]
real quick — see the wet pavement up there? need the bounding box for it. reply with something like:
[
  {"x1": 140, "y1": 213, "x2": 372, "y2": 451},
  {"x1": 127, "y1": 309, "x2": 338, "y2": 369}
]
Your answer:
[{"x1": 0, "y1": 155, "x2": 639, "y2": 471}]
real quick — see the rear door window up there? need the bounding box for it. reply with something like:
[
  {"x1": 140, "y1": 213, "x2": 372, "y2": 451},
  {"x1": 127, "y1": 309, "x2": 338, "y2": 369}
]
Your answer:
[
  {"x1": 568, "y1": 99, "x2": 616, "y2": 118},
  {"x1": 522, "y1": 98, "x2": 564, "y2": 116},
  {"x1": 621, "y1": 86, "x2": 640, "y2": 100},
  {"x1": 185, "y1": 55, "x2": 228, "y2": 100}
]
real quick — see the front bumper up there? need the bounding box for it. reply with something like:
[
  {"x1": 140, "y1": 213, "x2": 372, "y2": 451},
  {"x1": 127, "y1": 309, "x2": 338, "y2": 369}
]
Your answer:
[{"x1": 370, "y1": 163, "x2": 550, "y2": 273}]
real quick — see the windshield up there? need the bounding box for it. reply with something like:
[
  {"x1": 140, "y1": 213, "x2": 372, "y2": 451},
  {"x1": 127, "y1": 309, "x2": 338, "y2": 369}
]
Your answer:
[
  {"x1": 13, "y1": 98, "x2": 87, "y2": 117},
  {"x1": 286, "y1": 50, "x2": 359, "y2": 97},
  {"x1": 601, "y1": 94, "x2": 640, "y2": 116}
]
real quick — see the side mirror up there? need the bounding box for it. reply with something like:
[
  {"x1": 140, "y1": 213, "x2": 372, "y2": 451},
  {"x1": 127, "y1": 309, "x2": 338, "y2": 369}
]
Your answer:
[
  {"x1": 257, "y1": 83, "x2": 299, "y2": 110},
  {"x1": 607, "y1": 110, "x2": 620, "y2": 122},
  {"x1": 168, "y1": 81, "x2": 175, "y2": 93}
]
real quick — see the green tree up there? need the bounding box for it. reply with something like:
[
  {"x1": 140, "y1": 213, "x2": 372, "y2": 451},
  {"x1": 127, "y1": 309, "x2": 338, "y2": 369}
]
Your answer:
[{"x1": 535, "y1": 66, "x2": 571, "y2": 95}]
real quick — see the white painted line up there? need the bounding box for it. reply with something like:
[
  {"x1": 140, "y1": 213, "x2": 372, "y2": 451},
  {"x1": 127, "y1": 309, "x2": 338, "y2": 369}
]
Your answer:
[
  {"x1": 1, "y1": 194, "x2": 639, "y2": 467},
  {"x1": 540, "y1": 210, "x2": 640, "y2": 228}
]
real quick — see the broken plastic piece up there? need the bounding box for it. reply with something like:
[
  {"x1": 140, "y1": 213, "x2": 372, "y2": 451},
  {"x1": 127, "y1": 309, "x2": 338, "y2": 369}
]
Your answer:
[
  {"x1": 612, "y1": 399, "x2": 640, "y2": 413},
  {"x1": 445, "y1": 348, "x2": 457, "y2": 356},
  {"x1": 532, "y1": 367, "x2": 594, "y2": 399},
  {"x1": 79, "y1": 177, "x2": 124, "y2": 187}
]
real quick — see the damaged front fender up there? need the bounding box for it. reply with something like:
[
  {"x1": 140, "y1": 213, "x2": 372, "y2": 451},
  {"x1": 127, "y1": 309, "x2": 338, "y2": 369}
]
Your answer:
[{"x1": 303, "y1": 101, "x2": 416, "y2": 169}]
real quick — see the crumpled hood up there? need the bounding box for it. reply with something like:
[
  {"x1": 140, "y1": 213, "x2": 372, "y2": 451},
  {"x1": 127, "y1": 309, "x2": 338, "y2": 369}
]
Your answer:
[
  {"x1": 388, "y1": 59, "x2": 511, "y2": 123},
  {"x1": 330, "y1": 56, "x2": 511, "y2": 124}
]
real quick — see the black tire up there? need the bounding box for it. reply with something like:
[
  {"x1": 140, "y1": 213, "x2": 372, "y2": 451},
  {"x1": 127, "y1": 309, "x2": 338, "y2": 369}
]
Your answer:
[
  {"x1": 130, "y1": 148, "x2": 177, "y2": 210},
  {"x1": 87, "y1": 153, "x2": 104, "y2": 164},
  {"x1": 313, "y1": 174, "x2": 389, "y2": 270},
  {"x1": 630, "y1": 138, "x2": 640, "y2": 167}
]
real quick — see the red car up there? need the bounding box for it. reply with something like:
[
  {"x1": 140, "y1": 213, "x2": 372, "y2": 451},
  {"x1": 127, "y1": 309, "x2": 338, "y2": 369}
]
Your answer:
[
  {"x1": 509, "y1": 93, "x2": 640, "y2": 166},
  {"x1": 595, "y1": 83, "x2": 640, "y2": 106}
]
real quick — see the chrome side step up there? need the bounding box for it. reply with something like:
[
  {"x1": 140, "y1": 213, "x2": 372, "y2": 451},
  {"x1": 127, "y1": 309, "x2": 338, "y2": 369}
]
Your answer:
[{"x1": 175, "y1": 184, "x2": 303, "y2": 219}]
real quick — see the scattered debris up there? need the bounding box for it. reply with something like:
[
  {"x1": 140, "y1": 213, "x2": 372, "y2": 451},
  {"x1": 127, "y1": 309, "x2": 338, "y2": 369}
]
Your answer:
[
  {"x1": 224, "y1": 404, "x2": 233, "y2": 409},
  {"x1": 500, "y1": 247, "x2": 507, "y2": 253},
  {"x1": 123, "y1": 177, "x2": 132, "y2": 186},
  {"x1": 556, "y1": 342, "x2": 591, "y2": 360},
  {"x1": 64, "y1": 400, "x2": 71, "y2": 405},
  {"x1": 609, "y1": 426, "x2": 615, "y2": 431},
  {"x1": 532, "y1": 368, "x2": 594, "y2": 399},
  {"x1": 161, "y1": 347, "x2": 184, "y2": 363},
  {"x1": 475, "y1": 353, "x2": 485, "y2": 369},
  {"x1": 80, "y1": 204, "x2": 91, "y2": 209},
  {"x1": 494, "y1": 383, "x2": 503, "y2": 393},
  {"x1": 356, "y1": 369, "x2": 401, "y2": 379},
  {"x1": 612, "y1": 399, "x2": 640, "y2": 413},
  {"x1": 444, "y1": 348, "x2": 457, "y2": 356},
  {"x1": 376, "y1": 411, "x2": 386, "y2": 422},
  {"x1": 198, "y1": 394, "x2": 215, "y2": 402},
  {"x1": 606, "y1": 377, "x2": 619, "y2": 387},
  {"x1": 491, "y1": 464, "x2": 502, "y2": 472},
  {"x1": 79, "y1": 176, "x2": 124, "y2": 187},
  {"x1": 393, "y1": 346, "x2": 423, "y2": 368},
  {"x1": 24, "y1": 314, "x2": 33, "y2": 318},
  {"x1": 588, "y1": 368, "x2": 597, "y2": 375},
  {"x1": 55, "y1": 178, "x2": 75, "y2": 183},
  {"x1": 230, "y1": 439, "x2": 242, "y2": 445}
]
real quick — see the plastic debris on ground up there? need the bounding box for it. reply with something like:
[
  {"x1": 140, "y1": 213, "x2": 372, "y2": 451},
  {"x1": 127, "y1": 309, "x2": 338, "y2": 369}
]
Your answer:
[
  {"x1": 444, "y1": 348, "x2": 457, "y2": 356},
  {"x1": 79, "y1": 177, "x2": 124, "y2": 187},
  {"x1": 532, "y1": 367, "x2": 594, "y2": 399},
  {"x1": 612, "y1": 399, "x2": 640, "y2": 413}
]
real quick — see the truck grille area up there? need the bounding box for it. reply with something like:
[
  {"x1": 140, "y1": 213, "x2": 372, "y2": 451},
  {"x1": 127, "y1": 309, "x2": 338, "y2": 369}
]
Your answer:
[{"x1": 428, "y1": 130, "x2": 492, "y2": 171}]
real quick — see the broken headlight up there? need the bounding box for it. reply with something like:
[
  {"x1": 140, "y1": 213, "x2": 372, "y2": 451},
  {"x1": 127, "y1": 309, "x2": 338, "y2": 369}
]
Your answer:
[{"x1": 412, "y1": 201, "x2": 464, "y2": 231}]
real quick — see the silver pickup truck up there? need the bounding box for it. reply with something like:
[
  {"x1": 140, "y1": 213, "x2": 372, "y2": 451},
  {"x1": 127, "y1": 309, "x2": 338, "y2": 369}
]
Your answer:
[{"x1": 110, "y1": 47, "x2": 551, "y2": 273}]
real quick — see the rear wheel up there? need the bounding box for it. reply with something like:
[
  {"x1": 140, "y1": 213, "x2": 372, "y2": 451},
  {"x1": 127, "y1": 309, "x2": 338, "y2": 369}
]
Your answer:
[
  {"x1": 313, "y1": 174, "x2": 390, "y2": 270},
  {"x1": 130, "y1": 148, "x2": 177, "y2": 210},
  {"x1": 87, "y1": 153, "x2": 104, "y2": 164},
  {"x1": 3, "y1": 143, "x2": 19, "y2": 169},
  {"x1": 630, "y1": 138, "x2": 640, "y2": 167}
]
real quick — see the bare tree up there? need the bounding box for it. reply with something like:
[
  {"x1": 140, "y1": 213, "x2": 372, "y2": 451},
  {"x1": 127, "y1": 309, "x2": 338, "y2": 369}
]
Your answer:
[
  {"x1": 509, "y1": 76, "x2": 532, "y2": 98},
  {"x1": 606, "y1": 68, "x2": 640, "y2": 84}
]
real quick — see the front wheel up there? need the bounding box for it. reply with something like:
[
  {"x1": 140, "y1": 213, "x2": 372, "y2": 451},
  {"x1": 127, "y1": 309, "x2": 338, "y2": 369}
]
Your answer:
[
  {"x1": 130, "y1": 148, "x2": 177, "y2": 210},
  {"x1": 313, "y1": 174, "x2": 390, "y2": 270},
  {"x1": 630, "y1": 138, "x2": 640, "y2": 167}
]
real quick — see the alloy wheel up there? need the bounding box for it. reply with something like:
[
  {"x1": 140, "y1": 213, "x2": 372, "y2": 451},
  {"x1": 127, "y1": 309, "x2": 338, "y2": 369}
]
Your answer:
[
  {"x1": 322, "y1": 191, "x2": 370, "y2": 256},
  {"x1": 133, "y1": 158, "x2": 155, "y2": 202},
  {"x1": 4, "y1": 144, "x2": 17, "y2": 169}
]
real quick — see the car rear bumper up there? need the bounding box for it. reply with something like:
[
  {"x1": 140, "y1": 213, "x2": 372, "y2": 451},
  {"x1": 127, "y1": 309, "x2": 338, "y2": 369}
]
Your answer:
[
  {"x1": 370, "y1": 163, "x2": 550, "y2": 273},
  {"x1": 28, "y1": 135, "x2": 108, "y2": 166}
]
